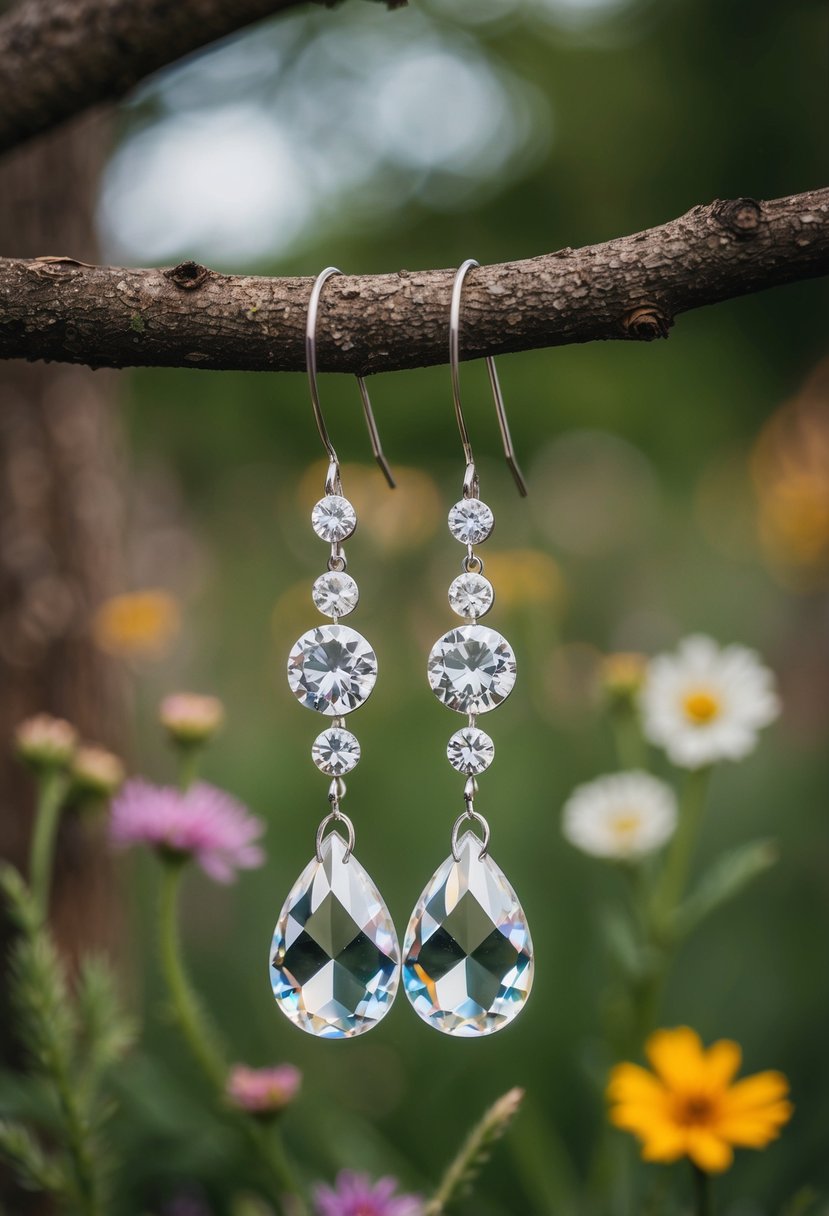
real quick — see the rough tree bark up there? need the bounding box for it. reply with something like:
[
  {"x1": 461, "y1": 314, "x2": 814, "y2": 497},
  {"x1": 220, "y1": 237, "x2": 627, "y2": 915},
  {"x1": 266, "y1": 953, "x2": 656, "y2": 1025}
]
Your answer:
[
  {"x1": 0, "y1": 113, "x2": 125, "y2": 981},
  {"x1": 0, "y1": 188, "x2": 826, "y2": 376},
  {"x1": 0, "y1": 0, "x2": 406, "y2": 156}
]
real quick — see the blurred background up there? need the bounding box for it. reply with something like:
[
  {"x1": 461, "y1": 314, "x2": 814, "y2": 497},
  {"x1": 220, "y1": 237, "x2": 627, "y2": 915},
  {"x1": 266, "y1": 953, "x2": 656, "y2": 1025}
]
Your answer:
[{"x1": 1, "y1": 0, "x2": 829, "y2": 1211}]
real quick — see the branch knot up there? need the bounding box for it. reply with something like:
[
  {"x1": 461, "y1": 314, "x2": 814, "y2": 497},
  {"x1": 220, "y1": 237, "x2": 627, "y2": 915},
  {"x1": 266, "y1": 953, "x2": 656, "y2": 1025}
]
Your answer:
[
  {"x1": 164, "y1": 261, "x2": 210, "y2": 291},
  {"x1": 713, "y1": 198, "x2": 763, "y2": 239}
]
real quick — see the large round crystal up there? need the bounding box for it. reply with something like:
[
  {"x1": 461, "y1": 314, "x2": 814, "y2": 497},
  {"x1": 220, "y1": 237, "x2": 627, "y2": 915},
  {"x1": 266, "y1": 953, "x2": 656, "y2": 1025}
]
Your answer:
[
  {"x1": 288, "y1": 625, "x2": 377, "y2": 715},
  {"x1": 427, "y1": 625, "x2": 516, "y2": 714}
]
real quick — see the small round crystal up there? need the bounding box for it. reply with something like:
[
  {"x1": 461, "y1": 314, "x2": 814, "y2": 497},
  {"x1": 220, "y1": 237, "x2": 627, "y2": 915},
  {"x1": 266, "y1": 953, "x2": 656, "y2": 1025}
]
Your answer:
[
  {"x1": 427, "y1": 624, "x2": 516, "y2": 715},
  {"x1": 311, "y1": 495, "x2": 357, "y2": 543},
  {"x1": 447, "y1": 727, "x2": 495, "y2": 774},
  {"x1": 312, "y1": 572, "x2": 359, "y2": 618},
  {"x1": 312, "y1": 726, "x2": 361, "y2": 776},
  {"x1": 448, "y1": 499, "x2": 494, "y2": 546},
  {"x1": 448, "y1": 572, "x2": 494, "y2": 620},
  {"x1": 288, "y1": 624, "x2": 377, "y2": 715}
]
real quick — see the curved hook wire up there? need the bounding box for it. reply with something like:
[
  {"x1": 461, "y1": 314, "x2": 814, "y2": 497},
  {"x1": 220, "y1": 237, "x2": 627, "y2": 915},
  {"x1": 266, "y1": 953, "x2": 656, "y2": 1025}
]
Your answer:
[
  {"x1": 306, "y1": 266, "x2": 395, "y2": 492},
  {"x1": 449, "y1": 259, "x2": 527, "y2": 499}
]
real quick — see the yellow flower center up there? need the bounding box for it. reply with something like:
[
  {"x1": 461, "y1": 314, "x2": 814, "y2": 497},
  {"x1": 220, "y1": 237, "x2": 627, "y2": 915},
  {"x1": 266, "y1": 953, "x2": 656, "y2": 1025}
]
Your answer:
[
  {"x1": 673, "y1": 1092, "x2": 717, "y2": 1127},
  {"x1": 610, "y1": 811, "x2": 641, "y2": 839},
  {"x1": 682, "y1": 689, "x2": 721, "y2": 725}
]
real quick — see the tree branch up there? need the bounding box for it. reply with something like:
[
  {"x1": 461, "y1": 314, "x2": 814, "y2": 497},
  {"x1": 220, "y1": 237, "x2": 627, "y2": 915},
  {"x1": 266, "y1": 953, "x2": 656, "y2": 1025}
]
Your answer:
[
  {"x1": 0, "y1": 0, "x2": 404, "y2": 156},
  {"x1": 0, "y1": 189, "x2": 827, "y2": 375}
]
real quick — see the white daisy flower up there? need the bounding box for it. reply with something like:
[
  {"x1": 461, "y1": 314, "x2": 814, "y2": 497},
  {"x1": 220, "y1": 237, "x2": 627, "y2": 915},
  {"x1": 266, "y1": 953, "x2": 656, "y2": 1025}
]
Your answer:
[
  {"x1": 562, "y1": 771, "x2": 678, "y2": 860},
  {"x1": 641, "y1": 634, "x2": 780, "y2": 769}
]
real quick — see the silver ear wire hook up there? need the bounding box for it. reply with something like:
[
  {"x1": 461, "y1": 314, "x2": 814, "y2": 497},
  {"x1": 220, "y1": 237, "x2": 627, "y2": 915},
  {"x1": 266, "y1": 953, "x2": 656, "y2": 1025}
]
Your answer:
[
  {"x1": 449, "y1": 259, "x2": 527, "y2": 499},
  {"x1": 306, "y1": 266, "x2": 396, "y2": 492}
]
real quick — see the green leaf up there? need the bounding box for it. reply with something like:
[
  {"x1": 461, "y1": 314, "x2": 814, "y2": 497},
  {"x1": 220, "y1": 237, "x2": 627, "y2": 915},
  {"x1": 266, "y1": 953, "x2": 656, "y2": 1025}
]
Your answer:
[
  {"x1": 675, "y1": 839, "x2": 779, "y2": 937},
  {"x1": 74, "y1": 954, "x2": 136, "y2": 1092},
  {"x1": 0, "y1": 1119, "x2": 67, "y2": 1196}
]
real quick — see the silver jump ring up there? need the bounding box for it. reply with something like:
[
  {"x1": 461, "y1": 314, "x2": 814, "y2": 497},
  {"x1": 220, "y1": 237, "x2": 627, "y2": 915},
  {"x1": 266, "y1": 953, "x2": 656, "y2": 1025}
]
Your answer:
[
  {"x1": 316, "y1": 810, "x2": 355, "y2": 862},
  {"x1": 451, "y1": 809, "x2": 490, "y2": 861}
]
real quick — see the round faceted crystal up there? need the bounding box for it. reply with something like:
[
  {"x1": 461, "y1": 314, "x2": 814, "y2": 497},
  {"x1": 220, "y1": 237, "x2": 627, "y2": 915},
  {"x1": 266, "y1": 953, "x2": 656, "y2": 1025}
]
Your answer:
[
  {"x1": 447, "y1": 726, "x2": 495, "y2": 774},
  {"x1": 448, "y1": 572, "x2": 494, "y2": 620},
  {"x1": 402, "y1": 831, "x2": 533, "y2": 1037},
  {"x1": 448, "y1": 498, "x2": 494, "y2": 545},
  {"x1": 312, "y1": 727, "x2": 361, "y2": 776},
  {"x1": 428, "y1": 624, "x2": 516, "y2": 715},
  {"x1": 270, "y1": 833, "x2": 400, "y2": 1038},
  {"x1": 312, "y1": 571, "x2": 359, "y2": 618},
  {"x1": 311, "y1": 495, "x2": 357, "y2": 543},
  {"x1": 288, "y1": 624, "x2": 377, "y2": 715}
]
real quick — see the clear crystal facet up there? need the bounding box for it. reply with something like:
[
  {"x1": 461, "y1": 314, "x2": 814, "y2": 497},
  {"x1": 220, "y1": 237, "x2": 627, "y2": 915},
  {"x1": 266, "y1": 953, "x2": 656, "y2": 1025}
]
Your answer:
[
  {"x1": 448, "y1": 572, "x2": 494, "y2": 620},
  {"x1": 311, "y1": 727, "x2": 361, "y2": 776},
  {"x1": 447, "y1": 727, "x2": 495, "y2": 774},
  {"x1": 427, "y1": 625, "x2": 516, "y2": 715},
  {"x1": 311, "y1": 495, "x2": 357, "y2": 543},
  {"x1": 402, "y1": 831, "x2": 533, "y2": 1036},
  {"x1": 312, "y1": 572, "x2": 359, "y2": 618},
  {"x1": 270, "y1": 833, "x2": 400, "y2": 1038},
  {"x1": 448, "y1": 499, "x2": 494, "y2": 545},
  {"x1": 288, "y1": 624, "x2": 377, "y2": 715}
]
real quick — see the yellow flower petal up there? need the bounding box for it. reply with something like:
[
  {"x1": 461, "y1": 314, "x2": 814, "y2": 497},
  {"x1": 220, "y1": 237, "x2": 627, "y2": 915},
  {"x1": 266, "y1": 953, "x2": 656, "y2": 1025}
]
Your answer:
[
  {"x1": 606, "y1": 1063, "x2": 666, "y2": 1108},
  {"x1": 645, "y1": 1027, "x2": 706, "y2": 1091},
  {"x1": 721, "y1": 1071, "x2": 790, "y2": 1114},
  {"x1": 717, "y1": 1102, "x2": 794, "y2": 1147},
  {"x1": 640, "y1": 1125, "x2": 687, "y2": 1163},
  {"x1": 610, "y1": 1103, "x2": 669, "y2": 1137},
  {"x1": 686, "y1": 1130, "x2": 734, "y2": 1174},
  {"x1": 703, "y1": 1039, "x2": 742, "y2": 1091}
]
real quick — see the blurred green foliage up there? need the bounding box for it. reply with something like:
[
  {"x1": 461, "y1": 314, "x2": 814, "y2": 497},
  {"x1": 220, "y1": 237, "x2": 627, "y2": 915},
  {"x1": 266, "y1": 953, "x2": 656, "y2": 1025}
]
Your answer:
[{"x1": 92, "y1": 0, "x2": 829, "y2": 1211}]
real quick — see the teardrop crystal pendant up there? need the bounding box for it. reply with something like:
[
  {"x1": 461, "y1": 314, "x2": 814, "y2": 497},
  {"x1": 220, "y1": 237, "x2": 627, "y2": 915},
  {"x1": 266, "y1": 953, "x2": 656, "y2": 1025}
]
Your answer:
[
  {"x1": 402, "y1": 831, "x2": 533, "y2": 1037},
  {"x1": 270, "y1": 832, "x2": 400, "y2": 1038}
]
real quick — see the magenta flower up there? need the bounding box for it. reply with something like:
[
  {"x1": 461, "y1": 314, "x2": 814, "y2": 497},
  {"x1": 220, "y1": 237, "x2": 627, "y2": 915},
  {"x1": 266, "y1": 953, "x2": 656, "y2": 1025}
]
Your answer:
[
  {"x1": 313, "y1": 1172, "x2": 422, "y2": 1216},
  {"x1": 110, "y1": 779, "x2": 265, "y2": 882},
  {"x1": 226, "y1": 1063, "x2": 301, "y2": 1115}
]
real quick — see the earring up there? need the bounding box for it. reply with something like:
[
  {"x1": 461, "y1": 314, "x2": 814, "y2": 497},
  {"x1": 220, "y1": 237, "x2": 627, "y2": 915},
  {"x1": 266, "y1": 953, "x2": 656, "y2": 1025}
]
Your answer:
[
  {"x1": 402, "y1": 259, "x2": 535, "y2": 1038},
  {"x1": 269, "y1": 267, "x2": 400, "y2": 1039}
]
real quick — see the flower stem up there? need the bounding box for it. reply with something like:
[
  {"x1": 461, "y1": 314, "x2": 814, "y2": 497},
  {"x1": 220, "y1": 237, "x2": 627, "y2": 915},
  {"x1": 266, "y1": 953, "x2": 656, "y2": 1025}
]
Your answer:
[
  {"x1": 610, "y1": 704, "x2": 647, "y2": 771},
  {"x1": 176, "y1": 744, "x2": 202, "y2": 793},
  {"x1": 654, "y1": 766, "x2": 713, "y2": 933},
  {"x1": 157, "y1": 860, "x2": 306, "y2": 1214},
  {"x1": 157, "y1": 860, "x2": 226, "y2": 1089},
  {"x1": 692, "y1": 1164, "x2": 713, "y2": 1216},
  {"x1": 29, "y1": 770, "x2": 68, "y2": 922}
]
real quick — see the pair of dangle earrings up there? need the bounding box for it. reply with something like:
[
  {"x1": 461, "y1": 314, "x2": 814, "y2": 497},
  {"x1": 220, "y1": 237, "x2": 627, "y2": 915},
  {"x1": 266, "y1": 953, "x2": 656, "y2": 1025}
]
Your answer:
[{"x1": 269, "y1": 263, "x2": 534, "y2": 1040}]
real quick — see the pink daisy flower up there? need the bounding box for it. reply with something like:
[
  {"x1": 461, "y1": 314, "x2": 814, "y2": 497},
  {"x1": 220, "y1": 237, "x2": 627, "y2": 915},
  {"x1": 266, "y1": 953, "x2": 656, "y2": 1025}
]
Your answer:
[
  {"x1": 226, "y1": 1063, "x2": 302, "y2": 1115},
  {"x1": 313, "y1": 1172, "x2": 422, "y2": 1216},
  {"x1": 110, "y1": 779, "x2": 265, "y2": 882}
]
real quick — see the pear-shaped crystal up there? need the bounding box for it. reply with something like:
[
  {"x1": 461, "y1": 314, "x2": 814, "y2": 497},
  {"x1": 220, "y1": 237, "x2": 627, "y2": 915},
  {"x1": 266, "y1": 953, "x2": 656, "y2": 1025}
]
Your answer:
[
  {"x1": 403, "y1": 832, "x2": 533, "y2": 1037},
  {"x1": 270, "y1": 833, "x2": 400, "y2": 1038}
]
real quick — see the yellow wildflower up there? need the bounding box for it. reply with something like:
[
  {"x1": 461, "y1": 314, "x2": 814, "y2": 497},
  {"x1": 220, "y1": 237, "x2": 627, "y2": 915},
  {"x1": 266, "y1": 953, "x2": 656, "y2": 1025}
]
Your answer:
[
  {"x1": 93, "y1": 591, "x2": 181, "y2": 658},
  {"x1": 482, "y1": 550, "x2": 563, "y2": 610},
  {"x1": 607, "y1": 1026, "x2": 793, "y2": 1173}
]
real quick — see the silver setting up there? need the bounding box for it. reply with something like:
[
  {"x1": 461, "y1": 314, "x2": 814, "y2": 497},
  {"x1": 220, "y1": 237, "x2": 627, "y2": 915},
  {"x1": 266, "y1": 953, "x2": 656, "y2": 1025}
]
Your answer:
[
  {"x1": 451, "y1": 809, "x2": 490, "y2": 861},
  {"x1": 315, "y1": 810, "x2": 355, "y2": 863}
]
